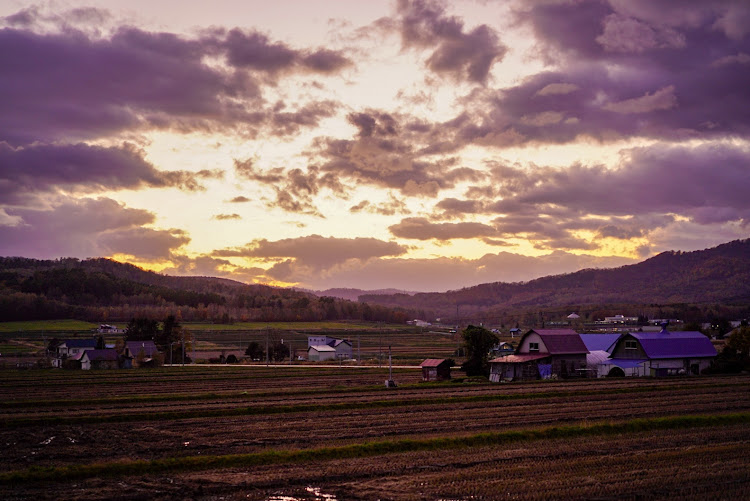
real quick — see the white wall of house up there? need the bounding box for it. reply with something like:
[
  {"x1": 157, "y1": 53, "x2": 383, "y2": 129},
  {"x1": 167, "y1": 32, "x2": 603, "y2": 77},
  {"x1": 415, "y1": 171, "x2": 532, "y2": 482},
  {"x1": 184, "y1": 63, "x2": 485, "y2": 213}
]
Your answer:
[{"x1": 518, "y1": 333, "x2": 547, "y2": 353}]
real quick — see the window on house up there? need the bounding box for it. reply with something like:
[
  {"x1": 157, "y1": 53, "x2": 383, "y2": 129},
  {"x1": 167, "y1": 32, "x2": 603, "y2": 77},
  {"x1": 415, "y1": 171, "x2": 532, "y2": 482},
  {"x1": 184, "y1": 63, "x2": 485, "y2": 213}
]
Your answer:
[
  {"x1": 529, "y1": 342, "x2": 539, "y2": 351},
  {"x1": 625, "y1": 340, "x2": 637, "y2": 350}
]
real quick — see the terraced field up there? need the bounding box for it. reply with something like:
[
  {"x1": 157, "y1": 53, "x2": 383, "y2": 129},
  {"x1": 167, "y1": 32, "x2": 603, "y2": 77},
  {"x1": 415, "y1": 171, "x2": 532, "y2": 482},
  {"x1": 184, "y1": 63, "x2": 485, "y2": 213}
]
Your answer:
[{"x1": 1, "y1": 368, "x2": 749, "y2": 500}]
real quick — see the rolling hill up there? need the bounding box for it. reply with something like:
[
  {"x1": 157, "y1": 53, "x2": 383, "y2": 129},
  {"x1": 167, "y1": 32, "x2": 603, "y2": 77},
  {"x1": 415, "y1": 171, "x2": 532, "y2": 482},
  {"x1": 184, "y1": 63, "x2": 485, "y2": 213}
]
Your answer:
[{"x1": 359, "y1": 239, "x2": 750, "y2": 321}]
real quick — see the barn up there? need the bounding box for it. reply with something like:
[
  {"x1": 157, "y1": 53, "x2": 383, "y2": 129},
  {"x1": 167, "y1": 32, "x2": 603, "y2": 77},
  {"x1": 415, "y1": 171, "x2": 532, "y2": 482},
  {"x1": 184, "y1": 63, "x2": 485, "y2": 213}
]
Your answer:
[{"x1": 601, "y1": 324, "x2": 716, "y2": 377}]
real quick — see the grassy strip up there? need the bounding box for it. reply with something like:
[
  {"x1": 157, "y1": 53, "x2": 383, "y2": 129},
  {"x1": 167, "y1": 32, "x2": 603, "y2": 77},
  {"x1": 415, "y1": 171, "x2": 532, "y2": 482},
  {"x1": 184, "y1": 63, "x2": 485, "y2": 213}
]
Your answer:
[
  {"x1": 1, "y1": 412, "x2": 748, "y2": 485},
  {"x1": 3, "y1": 380, "x2": 746, "y2": 428}
]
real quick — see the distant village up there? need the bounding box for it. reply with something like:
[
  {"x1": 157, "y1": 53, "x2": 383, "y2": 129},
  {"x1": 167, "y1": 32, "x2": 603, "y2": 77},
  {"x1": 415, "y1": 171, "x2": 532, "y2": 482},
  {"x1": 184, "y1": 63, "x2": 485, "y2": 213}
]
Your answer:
[{"x1": 43, "y1": 312, "x2": 743, "y2": 385}]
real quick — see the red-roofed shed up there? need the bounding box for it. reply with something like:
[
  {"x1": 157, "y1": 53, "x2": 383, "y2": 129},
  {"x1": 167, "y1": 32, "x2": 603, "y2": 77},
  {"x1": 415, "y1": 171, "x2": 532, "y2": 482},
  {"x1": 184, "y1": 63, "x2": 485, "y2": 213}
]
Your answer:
[{"x1": 420, "y1": 359, "x2": 452, "y2": 381}]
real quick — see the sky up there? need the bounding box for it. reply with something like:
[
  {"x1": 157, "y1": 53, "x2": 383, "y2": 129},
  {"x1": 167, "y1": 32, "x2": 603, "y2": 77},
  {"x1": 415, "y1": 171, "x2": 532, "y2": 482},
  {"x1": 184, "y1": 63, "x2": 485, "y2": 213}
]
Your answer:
[{"x1": 1, "y1": 0, "x2": 749, "y2": 292}]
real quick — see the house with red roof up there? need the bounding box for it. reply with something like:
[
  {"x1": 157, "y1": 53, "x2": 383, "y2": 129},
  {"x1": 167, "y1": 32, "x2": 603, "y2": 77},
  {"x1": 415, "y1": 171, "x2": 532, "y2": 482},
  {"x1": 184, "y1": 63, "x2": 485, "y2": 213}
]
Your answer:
[{"x1": 489, "y1": 329, "x2": 589, "y2": 382}]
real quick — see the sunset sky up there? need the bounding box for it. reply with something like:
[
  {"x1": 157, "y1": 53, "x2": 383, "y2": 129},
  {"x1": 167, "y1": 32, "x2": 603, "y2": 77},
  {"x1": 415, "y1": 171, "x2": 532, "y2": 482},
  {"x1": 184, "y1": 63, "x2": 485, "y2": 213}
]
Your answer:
[{"x1": 1, "y1": 0, "x2": 749, "y2": 292}]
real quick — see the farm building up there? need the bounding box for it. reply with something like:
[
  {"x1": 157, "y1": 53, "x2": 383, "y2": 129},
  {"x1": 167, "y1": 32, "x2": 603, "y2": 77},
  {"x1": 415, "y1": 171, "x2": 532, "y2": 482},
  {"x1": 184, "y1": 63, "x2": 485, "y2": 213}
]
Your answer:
[
  {"x1": 420, "y1": 359, "x2": 452, "y2": 381},
  {"x1": 308, "y1": 345, "x2": 337, "y2": 361},
  {"x1": 307, "y1": 336, "x2": 352, "y2": 360},
  {"x1": 53, "y1": 339, "x2": 98, "y2": 368},
  {"x1": 80, "y1": 349, "x2": 120, "y2": 370},
  {"x1": 124, "y1": 341, "x2": 160, "y2": 368},
  {"x1": 489, "y1": 329, "x2": 589, "y2": 382},
  {"x1": 600, "y1": 324, "x2": 716, "y2": 377}
]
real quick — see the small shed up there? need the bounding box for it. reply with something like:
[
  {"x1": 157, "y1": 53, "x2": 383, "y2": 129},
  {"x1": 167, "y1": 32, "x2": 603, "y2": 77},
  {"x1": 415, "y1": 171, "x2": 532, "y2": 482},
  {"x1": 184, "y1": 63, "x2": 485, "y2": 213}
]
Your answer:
[{"x1": 420, "y1": 359, "x2": 452, "y2": 381}]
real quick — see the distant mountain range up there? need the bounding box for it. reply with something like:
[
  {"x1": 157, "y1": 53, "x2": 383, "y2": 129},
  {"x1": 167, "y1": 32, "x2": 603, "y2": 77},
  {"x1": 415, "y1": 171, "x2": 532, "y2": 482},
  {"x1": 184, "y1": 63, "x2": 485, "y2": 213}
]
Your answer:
[
  {"x1": 1, "y1": 239, "x2": 748, "y2": 324},
  {"x1": 358, "y1": 239, "x2": 750, "y2": 320}
]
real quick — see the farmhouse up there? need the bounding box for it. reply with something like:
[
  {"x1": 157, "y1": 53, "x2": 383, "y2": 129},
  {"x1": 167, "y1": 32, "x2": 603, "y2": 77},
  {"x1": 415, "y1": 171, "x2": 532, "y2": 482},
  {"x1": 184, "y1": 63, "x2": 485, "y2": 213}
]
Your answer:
[
  {"x1": 80, "y1": 349, "x2": 120, "y2": 370},
  {"x1": 490, "y1": 341, "x2": 514, "y2": 357},
  {"x1": 53, "y1": 339, "x2": 98, "y2": 368},
  {"x1": 420, "y1": 359, "x2": 452, "y2": 381},
  {"x1": 124, "y1": 340, "x2": 160, "y2": 368},
  {"x1": 489, "y1": 329, "x2": 589, "y2": 382},
  {"x1": 600, "y1": 324, "x2": 716, "y2": 377},
  {"x1": 307, "y1": 335, "x2": 352, "y2": 360}
]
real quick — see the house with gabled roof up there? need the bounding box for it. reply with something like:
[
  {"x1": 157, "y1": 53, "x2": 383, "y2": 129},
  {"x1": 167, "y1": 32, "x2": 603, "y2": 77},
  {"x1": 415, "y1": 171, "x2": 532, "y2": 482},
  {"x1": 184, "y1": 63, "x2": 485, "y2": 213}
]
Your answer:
[
  {"x1": 80, "y1": 349, "x2": 120, "y2": 370},
  {"x1": 53, "y1": 339, "x2": 98, "y2": 368},
  {"x1": 124, "y1": 340, "x2": 160, "y2": 368},
  {"x1": 601, "y1": 324, "x2": 716, "y2": 377},
  {"x1": 307, "y1": 335, "x2": 352, "y2": 360},
  {"x1": 489, "y1": 329, "x2": 589, "y2": 381}
]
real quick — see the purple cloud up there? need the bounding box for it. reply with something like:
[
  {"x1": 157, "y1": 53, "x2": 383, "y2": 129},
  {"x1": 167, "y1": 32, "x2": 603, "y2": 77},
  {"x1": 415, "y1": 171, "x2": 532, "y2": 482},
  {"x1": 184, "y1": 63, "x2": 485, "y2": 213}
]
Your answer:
[
  {"x1": 395, "y1": 0, "x2": 506, "y2": 84},
  {"x1": 389, "y1": 217, "x2": 498, "y2": 241},
  {"x1": 0, "y1": 142, "x2": 221, "y2": 203},
  {"x1": 0, "y1": 197, "x2": 188, "y2": 260}
]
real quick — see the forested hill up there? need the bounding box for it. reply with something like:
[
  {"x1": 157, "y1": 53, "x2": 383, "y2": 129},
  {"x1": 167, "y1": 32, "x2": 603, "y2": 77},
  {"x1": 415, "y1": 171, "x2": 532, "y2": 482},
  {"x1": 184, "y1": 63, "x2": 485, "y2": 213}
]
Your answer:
[
  {"x1": 359, "y1": 239, "x2": 750, "y2": 319},
  {"x1": 0, "y1": 257, "x2": 413, "y2": 323}
]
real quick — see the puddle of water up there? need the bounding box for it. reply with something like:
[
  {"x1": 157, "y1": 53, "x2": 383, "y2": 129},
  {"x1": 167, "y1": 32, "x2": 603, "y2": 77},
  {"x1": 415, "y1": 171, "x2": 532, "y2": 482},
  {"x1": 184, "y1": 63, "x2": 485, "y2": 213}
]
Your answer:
[{"x1": 265, "y1": 486, "x2": 338, "y2": 501}]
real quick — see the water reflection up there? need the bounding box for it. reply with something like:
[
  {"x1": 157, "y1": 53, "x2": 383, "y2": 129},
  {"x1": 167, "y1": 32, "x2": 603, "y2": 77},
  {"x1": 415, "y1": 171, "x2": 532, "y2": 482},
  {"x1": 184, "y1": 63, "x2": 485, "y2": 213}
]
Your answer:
[{"x1": 266, "y1": 486, "x2": 338, "y2": 501}]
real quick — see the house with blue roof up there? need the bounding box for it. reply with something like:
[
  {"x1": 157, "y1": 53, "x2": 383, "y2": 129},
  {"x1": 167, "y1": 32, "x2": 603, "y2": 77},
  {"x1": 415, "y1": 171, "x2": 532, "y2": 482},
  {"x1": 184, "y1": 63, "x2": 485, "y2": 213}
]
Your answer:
[{"x1": 600, "y1": 324, "x2": 716, "y2": 377}]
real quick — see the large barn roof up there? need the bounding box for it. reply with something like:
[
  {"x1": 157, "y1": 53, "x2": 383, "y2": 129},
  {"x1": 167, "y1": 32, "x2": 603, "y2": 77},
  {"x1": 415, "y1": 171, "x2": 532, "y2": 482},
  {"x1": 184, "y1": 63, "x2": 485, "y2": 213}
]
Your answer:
[{"x1": 627, "y1": 331, "x2": 716, "y2": 359}]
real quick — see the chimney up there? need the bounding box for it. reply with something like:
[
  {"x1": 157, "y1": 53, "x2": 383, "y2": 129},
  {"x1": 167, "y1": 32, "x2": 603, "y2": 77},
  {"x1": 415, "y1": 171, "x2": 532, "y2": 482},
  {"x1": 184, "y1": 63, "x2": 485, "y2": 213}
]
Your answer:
[{"x1": 660, "y1": 321, "x2": 669, "y2": 334}]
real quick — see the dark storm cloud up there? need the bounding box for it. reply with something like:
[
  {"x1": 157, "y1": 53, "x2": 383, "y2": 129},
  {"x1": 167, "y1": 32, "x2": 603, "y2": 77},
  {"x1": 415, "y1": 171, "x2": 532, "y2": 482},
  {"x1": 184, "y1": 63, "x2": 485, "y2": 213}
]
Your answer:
[
  {"x1": 0, "y1": 26, "x2": 252, "y2": 145},
  {"x1": 489, "y1": 143, "x2": 750, "y2": 223},
  {"x1": 0, "y1": 142, "x2": 221, "y2": 203},
  {"x1": 0, "y1": 20, "x2": 350, "y2": 146},
  {"x1": 465, "y1": 0, "x2": 750, "y2": 145},
  {"x1": 0, "y1": 197, "x2": 189, "y2": 259},
  {"x1": 395, "y1": 0, "x2": 506, "y2": 84}
]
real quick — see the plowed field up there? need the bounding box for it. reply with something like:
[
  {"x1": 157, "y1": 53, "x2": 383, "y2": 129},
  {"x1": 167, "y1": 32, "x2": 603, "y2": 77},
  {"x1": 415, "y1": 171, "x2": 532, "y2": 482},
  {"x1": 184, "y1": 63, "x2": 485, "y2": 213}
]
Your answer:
[{"x1": 1, "y1": 367, "x2": 749, "y2": 500}]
